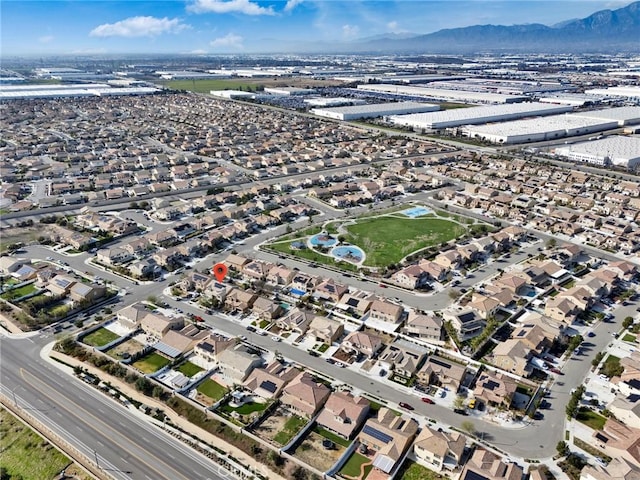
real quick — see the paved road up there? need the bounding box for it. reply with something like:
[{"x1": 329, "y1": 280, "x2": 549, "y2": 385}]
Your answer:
[{"x1": 0, "y1": 334, "x2": 230, "y2": 480}]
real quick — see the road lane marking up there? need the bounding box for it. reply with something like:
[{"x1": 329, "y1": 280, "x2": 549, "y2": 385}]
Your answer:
[{"x1": 19, "y1": 368, "x2": 194, "y2": 480}]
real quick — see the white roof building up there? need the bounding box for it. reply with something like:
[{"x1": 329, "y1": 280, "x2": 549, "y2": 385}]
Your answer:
[
  {"x1": 312, "y1": 101, "x2": 439, "y2": 121},
  {"x1": 571, "y1": 106, "x2": 640, "y2": 126},
  {"x1": 388, "y1": 103, "x2": 572, "y2": 130},
  {"x1": 462, "y1": 114, "x2": 618, "y2": 145},
  {"x1": 584, "y1": 86, "x2": 640, "y2": 100},
  {"x1": 554, "y1": 136, "x2": 640, "y2": 169},
  {"x1": 356, "y1": 83, "x2": 527, "y2": 104}
]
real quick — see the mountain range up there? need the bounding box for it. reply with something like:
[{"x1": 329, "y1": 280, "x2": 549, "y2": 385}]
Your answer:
[{"x1": 340, "y1": 1, "x2": 640, "y2": 54}]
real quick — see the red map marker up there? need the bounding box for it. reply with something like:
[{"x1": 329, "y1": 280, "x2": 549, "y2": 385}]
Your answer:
[{"x1": 212, "y1": 263, "x2": 228, "y2": 282}]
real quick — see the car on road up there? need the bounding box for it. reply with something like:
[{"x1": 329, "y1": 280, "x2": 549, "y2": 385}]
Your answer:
[
  {"x1": 399, "y1": 402, "x2": 414, "y2": 410},
  {"x1": 588, "y1": 331, "x2": 596, "y2": 337},
  {"x1": 378, "y1": 283, "x2": 387, "y2": 288},
  {"x1": 326, "y1": 358, "x2": 335, "y2": 364},
  {"x1": 453, "y1": 408, "x2": 469, "y2": 416},
  {"x1": 272, "y1": 336, "x2": 281, "y2": 342},
  {"x1": 421, "y1": 397, "x2": 434, "y2": 404},
  {"x1": 239, "y1": 335, "x2": 247, "y2": 341},
  {"x1": 533, "y1": 412, "x2": 544, "y2": 420},
  {"x1": 550, "y1": 367, "x2": 562, "y2": 375},
  {"x1": 246, "y1": 325, "x2": 256, "y2": 332}
]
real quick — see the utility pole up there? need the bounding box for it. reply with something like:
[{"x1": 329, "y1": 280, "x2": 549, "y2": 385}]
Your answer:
[{"x1": 94, "y1": 449, "x2": 100, "y2": 469}]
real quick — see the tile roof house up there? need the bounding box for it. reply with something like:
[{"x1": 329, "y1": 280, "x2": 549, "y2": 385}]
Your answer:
[
  {"x1": 251, "y1": 296, "x2": 284, "y2": 320},
  {"x1": 46, "y1": 274, "x2": 77, "y2": 296},
  {"x1": 307, "y1": 316, "x2": 345, "y2": 344},
  {"x1": 243, "y1": 360, "x2": 299, "y2": 399},
  {"x1": 414, "y1": 426, "x2": 467, "y2": 472},
  {"x1": 275, "y1": 308, "x2": 315, "y2": 335},
  {"x1": 336, "y1": 291, "x2": 373, "y2": 318},
  {"x1": 402, "y1": 311, "x2": 443, "y2": 345},
  {"x1": 369, "y1": 299, "x2": 404, "y2": 324},
  {"x1": 340, "y1": 331, "x2": 384, "y2": 359},
  {"x1": 216, "y1": 345, "x2": 264, "y2": 385},
  {"x1": 313, "y1": 278, "x2": 349, "y2": 303},
  {"x1": 378, "y1": 342, "x2": 427, "y2": 378},
  {"x1": 468, "y1": 294, "x2": 501, "y2": 320},
  {"x1": 69, "y1": 282, "x2": 106, "y2": 303},
  {"x1": 490, "y1": 339, "x2": 531, "y2": 377},
  {"x1": 358, "y1": 408, "x2": 418, "y2": 474},
  {"x1": 459, "y1": 448, "x2": 524, "y2": 480},
  {"x1": 224, "y1": 288, "x2": 258, "y2": 312},
  {"x1": 316, "y1": 391, "x2": 370, "y2": 439},
  {"x1": 193, "y1": 333, "x2": 236, "y2": 364},
  {"x1": 140, "y1": 313, "x2": 185, "y2": 338},
  {"x1": 473, "y1": 372, "x2": 517, "y2": 408},
  {"x1": 280, "y1": 371, "x2": 331, "y2": 417},
  {"x1": 417, "y1": 355, "x2": 467, "y2": 392},
  {"x1": 116, "y1": 302, "x2": 149, "y2": 329},
  {"x1": 592, "y1": 418, "x2": 640, "y2": 466},
  {"x1": 156, "y1": 325, "x2": 210, "y2": 358},
  {"x1": 266, "y1": 265, "x2": 296, "y2": 285},
  {"x1": 580, "y1": 457, "x2": 640, "y2": 480}
]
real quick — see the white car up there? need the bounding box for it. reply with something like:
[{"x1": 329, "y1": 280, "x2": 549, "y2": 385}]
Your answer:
[{"x1": 272, "y1": 336, "x2": 281, "y2": 342}]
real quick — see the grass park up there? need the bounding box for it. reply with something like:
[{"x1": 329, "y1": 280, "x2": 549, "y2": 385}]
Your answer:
[
  {"x1": 82, "y1": 327, "x2": 120, "y2": 347},
  {"x1": 132, "y1": 352, "x2": 171, "y2": 374}
]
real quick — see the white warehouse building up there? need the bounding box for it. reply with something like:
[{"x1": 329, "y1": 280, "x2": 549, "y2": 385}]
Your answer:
[
  {"x1": 264, "y1": 87, "x2": 317, "y2": 96},
  {"x1": 571, "y1": 106, "x2": 640, "y2": 127},
  {"x1": 311, "y1": 101, "x2": 439, "y2": 121},
  {"x1": 462, "y1": 114, "x2": 618, "y2": 145},
  {"x1": 554, "y1": 136, "x2": 640, "y2": 169},
  {"x1": 388, "y1": 103, "x2": 572, "y2": 130},
  {"x1": 584, "y1": 86, "x2": 640, "y2": 101},
  {"x1": 356, "y1": 84, "x2": 527, "y2": 104}
]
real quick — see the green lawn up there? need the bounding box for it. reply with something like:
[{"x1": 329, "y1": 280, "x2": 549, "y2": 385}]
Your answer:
[
  {"x1": 317, "y1": 343, "x2": 330, "y2": 353},
  {"x1": 176, "y1": 361, "x2": 204, "y2": 378},
  {"x1": 1, "y1": 283, "x2": 37, "y2": 301},
  {"x1": 82, "y1": 327, "x2": 120, "y2": 347},
  {"x1": 133, "y1": 352, "x2": 171, "y2": 374},
  {"x1": 396, "y1": 460, "x2": 444, "y2": 480},
  {"x1": 622, "y1": 333, "x2": 637, "y2": 343},
  {"x1": 161, "y1": 79, "x2": 264, "y2": 93},
  {"x1": 339, "y1": 452, "x2": 372, "y2": 479},
  {"x1": 0, "y1": 408, "x2": 72, "y2": 480},
  {"x1": 314, "y1": 425, "x2": 350, "y2": 447},
  {"x1": 344, "y1": 216, "x2": 466, "y2": 267},
  {"x1": 196, "y1": 378, "x2": 228, "y2": 401},
  {"x1": 273, "y1": 415, "x2": 307, "y2": 445},
  {"x1": 220, "y1": 401, "x2": 268, "y2": 415},
  {"x1": 576, "y1": 408, "x2": 607, "y2": 430}
]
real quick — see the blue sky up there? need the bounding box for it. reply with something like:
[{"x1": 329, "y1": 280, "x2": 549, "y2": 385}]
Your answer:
[{"x1": 0, "y1": 0, "x2": 633, "y2": 55}]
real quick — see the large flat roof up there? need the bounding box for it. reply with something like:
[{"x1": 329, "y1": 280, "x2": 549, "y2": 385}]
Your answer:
[
  {"x1": 357, "y1": 83, "x2": 527, "y2": 103},
  {"x1": 314, "y1": 101, "x2": 438, "y2": 115},
  {"x1": 556, "y1": 136, "x2": 640, "y2": 162},
  {"x1": 466, "y1": 114, "x2": 615, "y2": 137},
  {"x1": 572, "y1": 106, "x2": 640, "y2": 125}
]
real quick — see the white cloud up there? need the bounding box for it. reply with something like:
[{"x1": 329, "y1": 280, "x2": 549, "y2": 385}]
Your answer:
[
  {"x1": 187, "y1": 0, "x2": 275, "y2": 15},
  {"x1": 190, "y1": 49, "x2": 208, "y2": 54},
  {"x1": 210, "y1": 33, "x2": 244, "y2": 49},
  {"x1": 342, "y1": 24, "x2": 360, "y2": 39},
  {"x1": 38, "y1": 35, "x2": 55, "y2": 44},
  {"x1": 387, "y1": 21, "x2": 398, "y2": 32},
  {"x1": 284, "y1": 0, "x2": 303, "y2": 12},
  {"x1": 90, "y1": 16, "x2": 189, "y2": 37}
]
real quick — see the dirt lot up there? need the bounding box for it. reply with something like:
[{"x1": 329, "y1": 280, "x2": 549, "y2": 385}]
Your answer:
[
  {"x1": 292, "y1": 431, "x2": 346, "y2": 472},
  {"x1": 0, "y1": 225, "x2": 40, "y2": 252},
  {"x1": 192, "y1": 391, "x2": 216, "y2": 407},
  {"x1": 105, "y1": 339, "x2": 144, "y2": 360},
  {"x1": 253, "y1": 406, "x2": 289, "y2": 443}
]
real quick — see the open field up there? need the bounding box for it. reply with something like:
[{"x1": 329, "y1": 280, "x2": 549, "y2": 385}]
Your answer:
[
  {"x1": 106, "y1": 338, "x2": 145, "y2": 359},
  {"x1": 344, "y1": 215, "x2": 465, "y2": 266},
  {"x1": 292, "y1": 430, "x2": 346, "y2": 472},
  {"x1": 0, "y1": 408, "x2": 73, "y2": 480},
  {"x1": 133, "y1": 352, "x2": 171, "y2": 373},
  {"x1": 159, "y1": 77, "x2": 342, "y2": 93},
  {"x1": 0, "y1": 226, "x2": 40, "y2": 253},
  {"x1": 82, "y1": 327, "x2": 120, "y2": 347}
]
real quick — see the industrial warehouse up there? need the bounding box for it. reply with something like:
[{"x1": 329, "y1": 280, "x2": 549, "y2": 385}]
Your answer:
[
  {"x1": 311, "y1": 101, "x2": 439, "y2": 120},
  {"x1": 0, "y1": 83, "x2": 160, "y2": 99},
  {"x1": 356, "y1": 83, "x2": 528, "y2": 104},
  {"x1": 387, "y1": 102, "x2": 572, "y2": 130},
  {"x1": 554, "y1": 136, "x2": 640, "y2": 169}
]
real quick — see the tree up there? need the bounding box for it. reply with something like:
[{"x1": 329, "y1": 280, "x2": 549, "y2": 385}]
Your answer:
[
  {"x1": 623, "y1": 316, "x2": 634, "y2": 329},
  {"x1": 461, "y1": 420, "x2": 476, "y2": 435},
  {"x1": 556, "y1": 440, "x2": 569, "y2": 456},
  {"x1": 453, "y1": 394, "x2": 466, "y2": 410},
  {"x1": 448, "y1": 289, "x2": 462, "y2": 300},
  {"x1": 592, "y1": 352, "x2": 604, "y2": 367},
  {"x1": 546, "y1": 238, "x2": 557, "y2": 249}
]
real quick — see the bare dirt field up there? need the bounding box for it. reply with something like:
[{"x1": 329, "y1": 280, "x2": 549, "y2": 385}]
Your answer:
[
  {"x1": 253, "y1": 406, "x2": 289, "y2": 443},
  {"x1": 105, "y1": 339, "x2": 144, "y2": 360},
  {"x1": 292, "y1": 431, "x2": 346, "y2": 472}
]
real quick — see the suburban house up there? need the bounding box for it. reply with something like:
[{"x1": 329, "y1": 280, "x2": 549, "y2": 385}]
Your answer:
[
  {"x1": 459, "y1": 448, "x2": 523, "y2": 480},
  {"x1": 402, "y1": 311, "x2": 443, "y2": 345},
  {"x1": 216, "y1": 345, "x2": 264, "y2": 385},
  {"x1": 140, "y1": 313, "x2": 185, "y2": 338},
  {"x1": 243, "y1": 360, "x2": 299, "y2": 399},
  {"x1": 69, "y1": 282, "x2": 106, "y2": 303},
  {"x1": 155, "y1": 325, "x2": 210, "y2": 359},
  {"x1": 225, "y1": 253, "x2": 251, "y2": 271},
  {"x1": 413, "y1": 426, "x2": 467, "y2": 472},
  {"x1": 46, "y1": 274, "x2": 77, "y2": 296},
  {"x1": 224, "y1": 288, "x2": 258, "y2": 312},
  {"x1": 116, "y1": 302, "x2": 149, "y2": 329},
  {"x1": 358, "y1": 408, "x2": 418, "y2": 474},
  {"x1": 592, "y1": 418, "x2": 640, "y2": 466},
  {"x1": 445, "y1": 310, "x2": 485, "y2": 340},
  {"x1": 473, "y1": 372, "x2": 517, "y2": 408},
  {"x1": 313, "y1": 278, "x2": 349, "y2": 303},
  {"x1": 316, "y1": 391, "x2": 370, "y2": 439},
  {"x1": 275, "y1": 308, "x2": 316, "y2": 335},
  {"x1": 608, "y1": 396, "x2": 640, "y2": 429},
  {"x1": 340, "y1": 331, "x2": 384, "y2": 359},
  {"x1": 467, "y1": 294, "x2": 501, "y2": 320},
  {"x1": 307, "y1": 316, "x2": 345, "y2": 344},
  {"x1": 193, "y1": 333, "x2": 236, "y2": 364},
  {"x1": 490, "y1": 339, "x2": 531, "y2": 376},
  {"x1": 417, "y1": 355, "x2": 467, "y2": 392},
  {"x1": 368, "y1": 299, "x2": 404, "y2": 324},
  {"x1": 251, "y1": 296, "x2": 284, "y2": 320},
  {"x1": 279, "y1": 371, "x2": 331, "y2": 417},
  {"x1": 378, "y1": 341, "x2": 427, "y2": 378},
  {"x1": 336, "y1": 291, "x2": 373, "y2": 318},
  {"x1": 242, "y1": 260, "x2": 275, "y2": 280},
  {"x1": 266, "y1": 265, "x2": 295, "y2": 285},
  {"x1": 545, "y1": 296, "x2": 580, "y2": 324},
  {"x1": 580, "y1": 457, "x2": 640, "y2": 480}
]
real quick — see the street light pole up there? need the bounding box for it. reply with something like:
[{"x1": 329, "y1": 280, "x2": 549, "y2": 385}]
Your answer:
[{"x1": 94, "y1": 449, "x2": 100, "y2": 469}]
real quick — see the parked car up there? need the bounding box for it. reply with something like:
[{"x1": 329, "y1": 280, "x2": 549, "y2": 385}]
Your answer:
[
  {"x1": 588, "y1": 332, "x2": 596, "y2": 338},
  {"x1": 326, "y1": 358, "x2": 335, "y2": 364},
  {"x1": 378, "y1": 283, "x2": 387, "y2": 288},
  {"x1": 272, "y1": 336, "x2": 281, "y2": 342},
  {"x1": 246, "y1": 325, "x2": 256, "y2": 332},
  {"x1": 399, "y1": 402, "x2": 414, "y2": 410},
  {"x1": 421, "y1": 397, "x2": 434, "y2": 404},
  {"x1": 453, "y1": 408, "x2": 469, "y2": 416}
]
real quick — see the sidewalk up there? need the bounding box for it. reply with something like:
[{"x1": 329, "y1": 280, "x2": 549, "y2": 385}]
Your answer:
[{"x1": 46, "y1": 347, "x2": 290, "y2": 480}]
